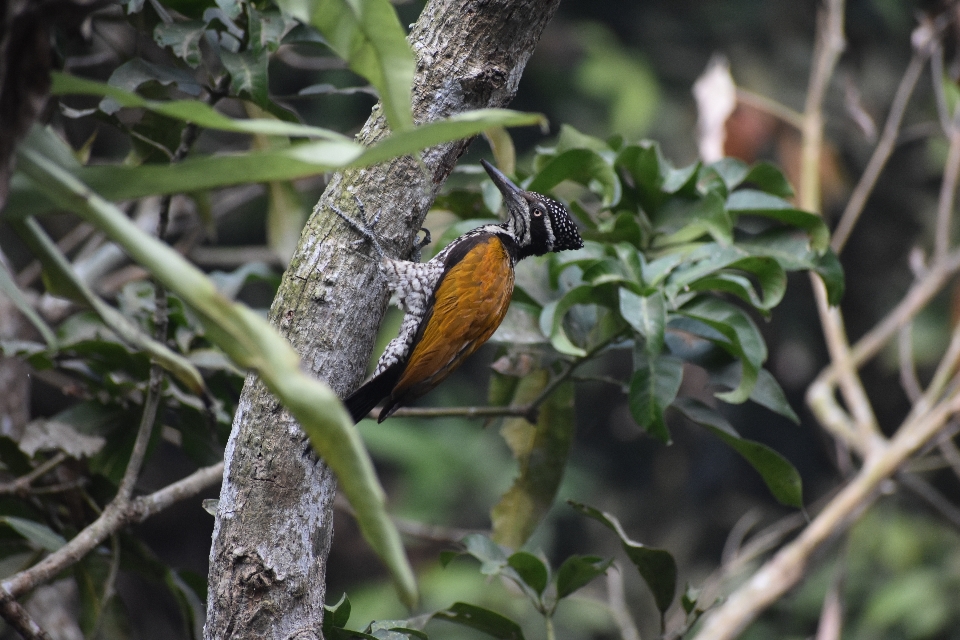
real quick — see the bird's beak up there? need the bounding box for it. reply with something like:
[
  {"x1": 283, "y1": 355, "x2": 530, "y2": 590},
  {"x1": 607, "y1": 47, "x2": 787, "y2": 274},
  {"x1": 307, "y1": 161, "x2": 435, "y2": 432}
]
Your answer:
[{"x1": 480, "y1": 159, "x2": 526, "y2": 214}]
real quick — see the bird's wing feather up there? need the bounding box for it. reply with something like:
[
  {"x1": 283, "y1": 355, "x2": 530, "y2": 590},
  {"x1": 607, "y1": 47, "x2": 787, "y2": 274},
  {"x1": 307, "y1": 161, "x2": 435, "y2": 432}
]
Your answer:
[{"x1": 382, "y1": 235, "x2": 514, "y2": 417}]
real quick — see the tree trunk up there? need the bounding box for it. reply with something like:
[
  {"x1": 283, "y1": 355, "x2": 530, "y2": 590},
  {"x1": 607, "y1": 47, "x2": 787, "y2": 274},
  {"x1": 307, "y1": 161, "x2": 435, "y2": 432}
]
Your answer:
[{"x1": 203, "y1": 1, "x2": 561, "y2": 638}]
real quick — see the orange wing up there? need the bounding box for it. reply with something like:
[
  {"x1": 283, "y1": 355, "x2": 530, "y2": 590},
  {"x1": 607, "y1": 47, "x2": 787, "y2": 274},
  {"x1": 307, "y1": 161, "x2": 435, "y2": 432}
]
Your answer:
[{"x1": 391, "y1": 235, "x2": 514, "y2": 404}]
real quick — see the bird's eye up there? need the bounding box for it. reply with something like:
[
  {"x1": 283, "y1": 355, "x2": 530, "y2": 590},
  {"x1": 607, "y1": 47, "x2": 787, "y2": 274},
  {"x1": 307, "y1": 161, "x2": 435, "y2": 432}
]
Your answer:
[{"x1": 532, "y1": 206, "x2": 544, "y2": 217}]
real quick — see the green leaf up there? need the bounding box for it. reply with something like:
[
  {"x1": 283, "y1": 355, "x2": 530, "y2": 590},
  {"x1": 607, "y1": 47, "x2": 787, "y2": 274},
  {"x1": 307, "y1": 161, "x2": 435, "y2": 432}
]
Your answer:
[
  {"x1": 814, "y1": 248, "x2": 845, "y2": 305},
  {"x1": 679, "y1": 297, "x2": 766, "y2": 403},
  {"x1": 628, "y1": 353, "x2": 682, "y2": 442},
  {"x1": 540, "y1": 284, "x2": 618, "y2": 357},
  {"x1": 492, "y1": 371, "x2": 575, "y2": 550},
  {"x1": 527, "y1": 148, "x2": 621, "y2": 207},
  {"x1": 672, "y1": 397, "x2": 803, "y2": 507},
  {"x1": 746, "y1": 367, "x2": 799, "y2": 424},
  {"x1": 687, "y1": 258, "x2": 787, "y2": 313},
  {"x1": 277, "y1": 0, "x2": 415, "y2": 131},
  {"x1": 568, "y1": 501, "x2": 677, "y2": 614},
  {"x1": 707, "y1": 158, "x2": 749, "y2": 192},
  {"x1": 507, "y1": 551, "x2": 549, "y2": 596},
  {"x1": 7, "y1": 111, "x2": 545, "y2": 217},
  {"x1": 324, "y1": 593, "x2": 352, "y2": 630},
  {"x1": 653, "y1": 190, "x2": 732, "y2": 246},
  {"x1": 556, "y1": 555, "x2": 613, "y2": 599},
  {"x1": 461, "y1": 533, "x2": 509, "y2": 574},
  {"x1": 15, "y1": 144, "x2": 418, "y2": 608},
  {"x1": 153, "y1": 22, "x2": 207, "y2": 68},
  {"x1": 742, "y1": 161, "x2": 795, "y2": 198},
  {"x1": 266, "y1": 180, "x2": 309, "y2": 263},
  {"x1": 726, "y1": 189, "x2": 829, "y2": 252},
  {"x1": 55, "y1": 72, "x2": 345, "y2": 140},
  {"x1": 681, "y1": 584, "x2": 702, "y2": 615},
  {"x1": 592, "y1": 209, "x2": 644, "y2": 247},
  {"x1": 222, "y1": 48, "x2": 266, "y2": 103},
  {"x1": 0, "y1": 516, "x2": 66, "y2": 552},
  {"x1": 221, "y1": 48, "x2": 299, "y2": 122},
  {"x1": 553, "y1": 123, "x2": 613, "y2": 154},
  {"x1": 619, "y1": 289, "x2": 665, "y2": 356},
  {"x1": 735, "y1": 229, "x2": 844, "y2": 304},
  {"x1": 662, "y1": 244, "x2": 744, "y2": 298},
  {"x1": 616, "y1": 142, "x2": 698, "y2": 212},
  {"x1": 433, "y1": 602, "x2": 525, "y2": 640}
]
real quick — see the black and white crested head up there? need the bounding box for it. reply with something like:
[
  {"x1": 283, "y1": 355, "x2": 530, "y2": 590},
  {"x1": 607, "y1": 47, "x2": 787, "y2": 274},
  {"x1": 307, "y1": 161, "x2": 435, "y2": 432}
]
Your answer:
[{"x1": 481, "y1": 159, "x2": 584, "y2": 259}]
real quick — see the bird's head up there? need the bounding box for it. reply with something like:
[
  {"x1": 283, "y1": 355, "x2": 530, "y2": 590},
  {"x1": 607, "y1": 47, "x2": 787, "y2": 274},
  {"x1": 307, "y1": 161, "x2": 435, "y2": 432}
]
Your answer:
[{"x1": 481, "y1": 159, "x2": 584, "y2": 258}]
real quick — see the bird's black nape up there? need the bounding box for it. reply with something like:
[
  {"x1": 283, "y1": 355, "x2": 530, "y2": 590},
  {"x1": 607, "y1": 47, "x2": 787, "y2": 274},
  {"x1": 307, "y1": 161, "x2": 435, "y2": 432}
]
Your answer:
[{"x1": 343, "y1": 363, "x2": 402, "y2": 423}]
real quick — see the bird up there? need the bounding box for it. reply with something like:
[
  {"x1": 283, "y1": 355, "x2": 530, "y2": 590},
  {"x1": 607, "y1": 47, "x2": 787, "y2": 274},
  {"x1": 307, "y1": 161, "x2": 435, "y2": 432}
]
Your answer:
[{"x1": 335, "y1": 159, "x2": 584, "y2": 423}]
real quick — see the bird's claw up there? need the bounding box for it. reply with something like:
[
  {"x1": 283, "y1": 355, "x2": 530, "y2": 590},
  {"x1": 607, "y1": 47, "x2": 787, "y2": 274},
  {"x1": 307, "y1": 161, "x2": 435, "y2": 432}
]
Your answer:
[{"x1": 410, "y1": 227, "x2": 432, "y2": 262}]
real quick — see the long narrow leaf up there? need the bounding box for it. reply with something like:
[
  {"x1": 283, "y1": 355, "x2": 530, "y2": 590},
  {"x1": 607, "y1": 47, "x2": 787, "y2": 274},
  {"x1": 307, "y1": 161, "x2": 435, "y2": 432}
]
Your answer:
[
  {"x1": 51, "y1": 72, "x2": 352, "y2": 141},
  {"x1": 15, "y1": 145, "x2": 418, "y2": 607},
  {"x1": 276, "y1": 0, "x2": 415, "y2": 131},
  {"x1": 491, "y1": 371, "x2": 574, "y2": 550},
  {"x1": 0, "y1": 258, "x2": 57, "y2": 348},
  {"x1": 5, "y1": 110, "x2": 545, "y2": 218}
]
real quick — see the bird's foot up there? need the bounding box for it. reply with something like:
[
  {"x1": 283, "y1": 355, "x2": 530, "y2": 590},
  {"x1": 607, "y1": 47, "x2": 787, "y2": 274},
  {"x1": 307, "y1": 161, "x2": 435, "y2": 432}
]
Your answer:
[{"x1": 331, "y1": 195, "x2": 387, "y2": 258}]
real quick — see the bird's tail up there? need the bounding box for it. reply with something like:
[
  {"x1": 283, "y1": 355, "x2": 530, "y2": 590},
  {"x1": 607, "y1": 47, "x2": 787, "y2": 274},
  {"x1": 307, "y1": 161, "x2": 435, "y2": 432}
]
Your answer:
[{"x1": 343, "y1": 363, "x2": 402, "y2": 423}]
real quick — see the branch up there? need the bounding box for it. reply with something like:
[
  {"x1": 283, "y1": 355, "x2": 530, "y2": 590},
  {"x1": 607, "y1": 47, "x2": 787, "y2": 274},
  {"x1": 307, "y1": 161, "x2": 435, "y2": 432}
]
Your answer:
[
  {"x1": 0, "y1": 453, "x2": 68, "y2": 496},
  {"x1": 0, "y1": 461, "x2": 222, "y2": 599},
  {"x1": 606, "y1": 565, "x2": 641, "y2": 640},
  {"x1": 384, "y1": 334, "x2": 625, "y2": 422},
  {"x1": 695, "y1": 382, "x2": 960, "y2": 639},
  {"x1": 936, "y1": 112, "x2": 960, "y2": 261},
  {"x1": 830, "y1": 44, "x2": 930, "y2": 253},
  {"x1": 897, "y1": 471, "x2": 960, "y2": 530},
  {"x1": 0, "y1": 595, "x2": 52, "y2": 640},
  {"x1": 898, "y1": 323, "x2": 923, "y2": 403},
  {"x1": 734, "y1": 88, "x2": 804, "y2": 130}
]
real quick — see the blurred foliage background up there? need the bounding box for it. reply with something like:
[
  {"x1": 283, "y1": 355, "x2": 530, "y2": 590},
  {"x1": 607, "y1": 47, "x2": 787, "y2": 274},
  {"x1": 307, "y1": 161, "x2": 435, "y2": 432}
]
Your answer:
[{"x1": 3, "y1": 0, "x2": 960, "y2": 639}]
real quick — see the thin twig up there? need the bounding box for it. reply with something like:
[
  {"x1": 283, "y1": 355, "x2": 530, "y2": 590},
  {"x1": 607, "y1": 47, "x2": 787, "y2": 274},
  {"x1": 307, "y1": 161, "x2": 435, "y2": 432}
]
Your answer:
[
  {"x1": 15, "y1": 223, "x2": 96, "y2": 289},
  {"x1": 720, "y1": 508, "x2": 763, "y2": 567},
  {"x1": 814, "y1": 553, "x2": 845, "y2": 640},
  {"x1": 0, "y1": 453, "x2": 68, "y2": 496},
  {"x1": 606, "y1": 565, "x2": 641, "y2": 640},
  {"x1": 906, "y1": 323, "x2": 960, "y2": 423},
  {"x1": 388, "y1": 405, "x2": 530, "y2": 419},
  {"x1": 811, "y1": 280, "x2": 883, "y2": 450},
  {"x1": 831, "y1": 47, "x2": 930, "y2": 253},
  {"x1": 333, "y1": 493, "x2": 481, "y2": 544},
  {"x1": 897, "y1": 471, "x2": 960, "y2": 530},
  {"x1": 734, "y1": 88, "x2": 805, "y2": 130},
  {"x1": 930, "y1": 38, "x2": 953, "y2": 135},
  {"x1": 898, "y1": 323, "x2": 923, "y2": 403},
  {"x1": 936, "y1": 426, "x2": 960, "y2": 481},
  {"x1": 90, "y1": 533, "x2": 121, "y2": 639},
  {"x1": 0, "y1": 461, "x2": 223, "y2": 599},
  {"x1": 383, "y1": 333, "x2": 627, "y2": 422},
  {"x1": 116, "y1": 367, "x2": 163, "y2": 504},
  {"x1": 799, "y1": 0, "x2": 845, "y2": 211},
  {"x1": 0, "y1": 595, "x2": 52, "y2": 640},
  {"x1": 695, "y1": 379, "x2": 960, "y2": 640},
  {"x1": 935, "y1": 118, "x2": 960, "y2": 261},
  {"x1": 845, "y1": 248, "x2": 960, "y2": 372},
  {"x1": 801, "y1": 0, "x2": 883, "y2": 449}
]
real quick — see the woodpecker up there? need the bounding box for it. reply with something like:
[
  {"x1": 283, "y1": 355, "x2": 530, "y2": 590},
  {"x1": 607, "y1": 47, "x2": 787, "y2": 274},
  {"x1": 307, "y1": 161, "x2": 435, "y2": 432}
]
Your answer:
[{"x1": 337, "y1": 159, "x2": 584, "y2": 423}]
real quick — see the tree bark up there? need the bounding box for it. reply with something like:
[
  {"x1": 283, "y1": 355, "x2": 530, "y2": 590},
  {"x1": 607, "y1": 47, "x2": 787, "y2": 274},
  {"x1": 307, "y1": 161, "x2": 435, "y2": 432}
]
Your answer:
[{"x1": 203, "y1": 1, "x2": 561, "y2": 638}]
